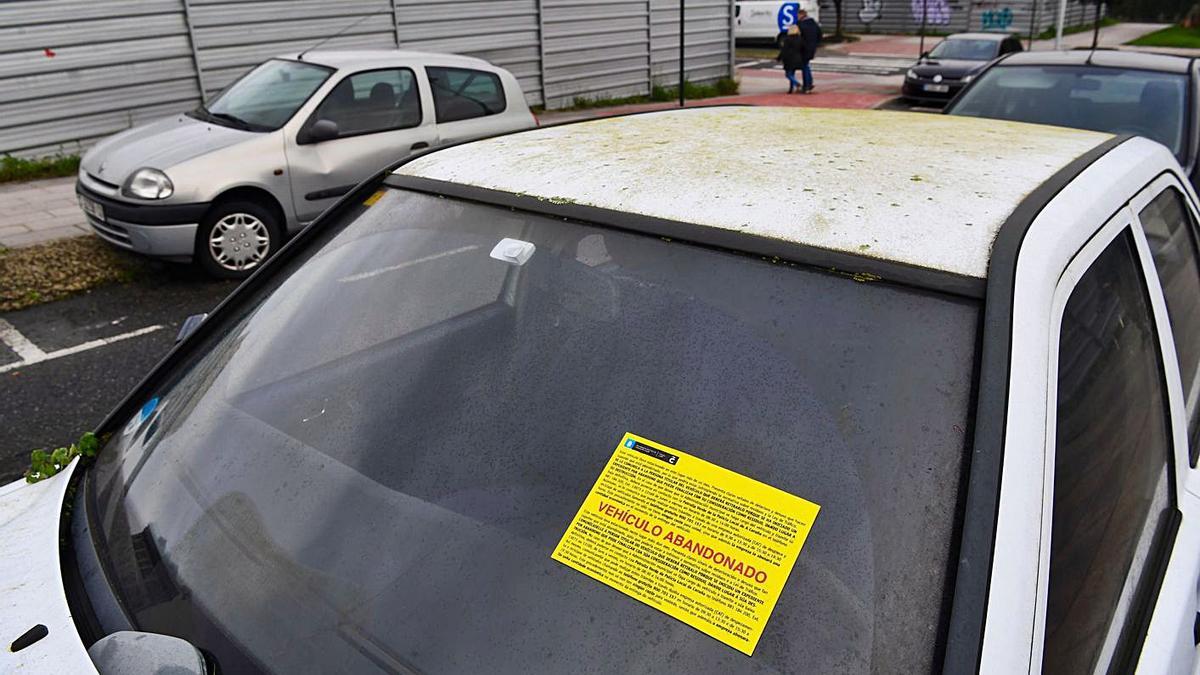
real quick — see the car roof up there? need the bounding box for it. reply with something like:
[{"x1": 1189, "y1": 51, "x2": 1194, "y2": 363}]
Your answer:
[
  {"x1": 947, "y1": 32, "x2": 1013, "y2": 41},
  {"x1": 998, "y1": 48, "x2": 1195, "y2": 72},
  {"x1": 281, "y1": 49, "x2": 495, "y2": 71},
  {"x1": 396, "y1": 107, "x2": 1113, "y2": 280}
]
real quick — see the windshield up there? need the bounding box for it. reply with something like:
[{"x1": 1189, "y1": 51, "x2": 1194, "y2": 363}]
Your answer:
[
  {"x1": 928, "y1": 38, "x2": 999, "y2": 60},
  {"x1": 87, "y1": 188, "x2": 979, "y2": 673},
  {"x1": 199, "y1": 59, "x2": 332, "y2": 131},
  {"x1": 950, "y1": 65, "x2": 1189, "y2": 160}
]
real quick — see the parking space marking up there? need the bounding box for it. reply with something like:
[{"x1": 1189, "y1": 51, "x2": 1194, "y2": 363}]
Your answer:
[
  {"x1": 0, "y1": 321, "x2": 164, "y2": 374},
  {"x1": 0, "y1": 319, "x2": 47, "y2": 362}
]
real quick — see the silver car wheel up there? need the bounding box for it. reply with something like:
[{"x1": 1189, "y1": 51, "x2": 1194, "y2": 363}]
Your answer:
[{"x1": 208, "y1": 213, "x2": 270, "y2": 272}]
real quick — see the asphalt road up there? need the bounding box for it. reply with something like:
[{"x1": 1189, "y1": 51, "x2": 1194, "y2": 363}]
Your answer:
[{"x1": 0, "y1": 265, "x2": 236, "y2": 483}]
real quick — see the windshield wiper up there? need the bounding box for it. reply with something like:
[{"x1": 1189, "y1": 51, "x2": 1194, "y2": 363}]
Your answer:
[{"x1": 206, "y1": 111, "x2": 254, "y2": 131}]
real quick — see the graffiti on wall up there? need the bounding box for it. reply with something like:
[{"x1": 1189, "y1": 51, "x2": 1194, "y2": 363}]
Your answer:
[
  {"x1": 980, "y1": 7, "x2": 1014, "y2": 29},
  {"x1": 911, "y1": 0, "x2": 952, "y2": 24},
  {"x1": 859, "y1": 0, "x2": 884, "y2": 23}
]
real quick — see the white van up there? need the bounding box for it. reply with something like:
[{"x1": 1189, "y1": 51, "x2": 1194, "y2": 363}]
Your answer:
[{"x1": 735, "y1": 1, "x2": 821, "y2": 43}]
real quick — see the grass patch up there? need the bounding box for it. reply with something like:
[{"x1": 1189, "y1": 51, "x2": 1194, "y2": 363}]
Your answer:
[
  {"x1": 1034, "y1": 16, "x2": 1118, "y2": 41},
  {"x1": 1126, "y1": 23, "x2": 1200, "y2": 48},
  {"x1": 0, "y1": 236, "x2": 145, "y2": 312},
  {"x1": 736, "y1": 47, "x2": 781, "y2": 60},
  {"x1": 1, "y1": 154, "x2": 80, "y2": 184},
  {"x1": 564, "y1": 77, "x2": 739, "y2": 110}
]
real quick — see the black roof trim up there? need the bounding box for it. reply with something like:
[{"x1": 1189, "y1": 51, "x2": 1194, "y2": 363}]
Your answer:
[
  {"x1": 385, "y1": 173, "x2": 986, "y2": 299},
  {"x1": 941, "y1": 133, "x2": 1133, "y2": 673}
]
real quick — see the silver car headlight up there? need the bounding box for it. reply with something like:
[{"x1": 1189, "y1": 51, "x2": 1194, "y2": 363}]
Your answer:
[
  {"x1": 906, "y1": 69, "x2": 918, "y2": 80},
  {"x1": 123, "y1": 168, "x2": 174, "y2": 200}
]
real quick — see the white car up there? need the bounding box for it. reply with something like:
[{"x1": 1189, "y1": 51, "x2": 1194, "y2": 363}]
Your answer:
[
  {"x1": 75, "y1": 50, "x2": 536, "y2": 278},
  {"x1": 5, "y1": 108, "x2": 1200, "y2": 673},
  {"x1": 735, "y1": 1, "x2": 820, "y2": 43}
]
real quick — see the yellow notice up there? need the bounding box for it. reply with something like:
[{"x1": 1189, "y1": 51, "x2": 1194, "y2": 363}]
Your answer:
[{"x1": 551, "y1": 433, "x2": 820, "y2": 656}]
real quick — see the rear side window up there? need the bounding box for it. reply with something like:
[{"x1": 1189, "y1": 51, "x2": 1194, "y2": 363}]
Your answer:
[
  {"x1": 427, "y1": 66, "x2": 506, "y2": 123},
  {"x1": 1140, "y1": 187, "x2": 1200, "y2": 464},
  {"x1": 1045, "y1": 230, "x2": 1175, "y2": 673},
  {"x1": 311, "y1": 68, "x2": 422, "y2": 137}
]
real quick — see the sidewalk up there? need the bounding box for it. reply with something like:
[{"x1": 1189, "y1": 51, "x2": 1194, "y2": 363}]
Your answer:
[{"x1": 0, "y1": 177, "x2": 87, "y2": 249}]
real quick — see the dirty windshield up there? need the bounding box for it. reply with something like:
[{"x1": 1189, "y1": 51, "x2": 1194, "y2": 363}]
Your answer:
[
  {"x1": 89, "y1": 188, "x2": 979, "y2": 674},
  {"x1": 199, "y1": 58, "x2": 331, "y2": 130}
]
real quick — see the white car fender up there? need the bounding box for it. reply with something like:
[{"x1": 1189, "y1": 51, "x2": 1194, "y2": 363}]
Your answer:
[{"x1": 0, "y1": 459, "x2": 97, "y2": 673}]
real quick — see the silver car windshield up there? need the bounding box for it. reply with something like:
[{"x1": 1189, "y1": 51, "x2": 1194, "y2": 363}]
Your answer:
[
  {"x1": 88, "y1": 188, "x2": 979, "y2": 674},
  {"x1": 202, "y1": 59, "x2": 332, "y2": 131},
  {"x1": 951, "y1": 65, "x2": 1189, "y2": 160}
]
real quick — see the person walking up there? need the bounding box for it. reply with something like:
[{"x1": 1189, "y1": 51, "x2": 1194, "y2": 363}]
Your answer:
[
  {"x1": 776, "y1": 24, "x2": 806, "y2": 94},
  {"x1": 797, "y1": 9, "x2": 823, "y2": 93}
]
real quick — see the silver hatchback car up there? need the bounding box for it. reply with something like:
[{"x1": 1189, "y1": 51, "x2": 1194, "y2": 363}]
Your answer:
[{"x1": 75, "y1": 50, "x2": 536, "y2": 278}]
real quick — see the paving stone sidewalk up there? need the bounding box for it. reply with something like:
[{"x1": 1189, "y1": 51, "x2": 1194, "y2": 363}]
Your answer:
[{"x1": 0, "y1": 177, "x2": 87, "y2": 249}]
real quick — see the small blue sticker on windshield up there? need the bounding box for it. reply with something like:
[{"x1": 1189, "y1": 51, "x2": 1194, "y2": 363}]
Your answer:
[{"x1": 140, "y1": 397, "x2": 159, "y2": 422}]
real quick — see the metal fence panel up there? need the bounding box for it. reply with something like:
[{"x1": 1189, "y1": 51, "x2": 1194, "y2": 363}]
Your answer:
[
  {"x1": 650, "y1": 0, "x2": 733, "y2": 85},
  {"x1": 542, "y1": 0, "x2": 652, "y2": 106},
  {"x1": 818, "y1": 0, "x2": 1099, "y2": 36},
  {"x1": 395, "y1": 0, "x2": 543, "y2": 106},
  {"x1": 0, "y1": 0, "x2": 733, "y2": 156},
  {"x1": 0, "y1": 0, "x2": 201, "y2": 158}
]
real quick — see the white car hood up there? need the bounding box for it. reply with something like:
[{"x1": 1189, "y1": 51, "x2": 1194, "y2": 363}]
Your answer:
[{"x1": 0, "y1": 460, "x2": 97, "y2": 673}]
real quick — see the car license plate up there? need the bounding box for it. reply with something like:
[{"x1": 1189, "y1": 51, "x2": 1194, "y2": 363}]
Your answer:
[
  {"x1": 924, "y1": 84, "x2": 950, "y2": 93},
  {"x1": 78, "y1": 195, "x2": 104, "y2": 221}
]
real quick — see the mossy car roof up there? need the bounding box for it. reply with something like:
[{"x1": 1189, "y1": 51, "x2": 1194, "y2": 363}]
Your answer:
[{"x1": 395, "y1": 107, "x2": 1112, "y2": 279}]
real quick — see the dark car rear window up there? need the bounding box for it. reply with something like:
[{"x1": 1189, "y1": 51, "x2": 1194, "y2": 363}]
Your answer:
[{"x1": 89, "y1": 188, "x2": 980, "y2": 674}]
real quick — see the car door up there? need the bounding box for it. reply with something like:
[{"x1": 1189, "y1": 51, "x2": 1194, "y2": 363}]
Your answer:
[
  {"x1": 1033, "y1": 187, "x2": 1200, "y2": 673},
  {"x1": 285, "y1": 67, "x2": 438, "y2": 224},
  {"x1": 425, "y1": 66, "x2": 510, "y2": 145}
]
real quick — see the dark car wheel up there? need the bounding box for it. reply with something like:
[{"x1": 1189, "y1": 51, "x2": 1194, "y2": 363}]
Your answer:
[{"x1": 195, "y1": 200, "x2": 282, "y2": 280}]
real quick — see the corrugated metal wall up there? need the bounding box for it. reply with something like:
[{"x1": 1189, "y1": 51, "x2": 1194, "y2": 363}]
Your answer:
[
  {"x1": 0, "y1": 0, "x2": 203, "y2": 159},
  {"x1": 0, "y1": 0, "x2": 735, "y2": 158},
  {"x1": 819, "y1": 0, "x2": 1098, "y2": 35}
]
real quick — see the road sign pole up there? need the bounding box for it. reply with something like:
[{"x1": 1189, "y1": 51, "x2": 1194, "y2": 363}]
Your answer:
[{"x1": 679, "y1": 0, "x2": 685, "y2": 107}]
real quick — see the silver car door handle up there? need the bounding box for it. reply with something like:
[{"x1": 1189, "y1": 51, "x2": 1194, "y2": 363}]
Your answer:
[{"x1": 410, "y1": 142, "x2": 429, "y2": 151}]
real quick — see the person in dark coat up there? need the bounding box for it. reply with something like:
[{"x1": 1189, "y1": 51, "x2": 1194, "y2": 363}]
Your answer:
[
  {"x1": 776, "y1": 24, "x2": 806, "y2": 94},
  {"x1": 797, "y1": 9, "x2": 823, "y2": 93}
]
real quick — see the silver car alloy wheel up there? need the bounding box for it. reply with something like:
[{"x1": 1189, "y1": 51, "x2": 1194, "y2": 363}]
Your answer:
[{"x1": 208, "y1": 212, "x2": 270, "y2": 272}]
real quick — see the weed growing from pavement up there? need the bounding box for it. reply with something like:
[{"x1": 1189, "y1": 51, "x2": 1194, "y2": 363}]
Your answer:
[
  {"x1": 0, "y1": 154, "x2": 80, "y2": 183},
  {"x1": 25, "y1": 432, "x2": 100, "y2": 483}
]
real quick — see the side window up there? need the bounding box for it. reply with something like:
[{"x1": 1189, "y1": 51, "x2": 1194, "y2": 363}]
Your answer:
[
  {"x1": 426, "y1": 66, "x2": 507, "y2": 123},
  {"x1": 1001, "y1": 38, "x2": 1022, "y2": 54},
  {"x1": 1140, "y1": 186, "x2": 1200, "y2": 464},
  {"x1": 1044, "y1": 231, "x2": 1175, "y2": 674},
  {"x1": 310, "y1": 68, "x2": 422, "y2": 137}
]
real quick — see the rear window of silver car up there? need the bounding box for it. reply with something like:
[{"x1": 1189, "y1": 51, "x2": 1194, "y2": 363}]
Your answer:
[{"x1": 89, "y1": 188, "x2": 980, "y2": 673}]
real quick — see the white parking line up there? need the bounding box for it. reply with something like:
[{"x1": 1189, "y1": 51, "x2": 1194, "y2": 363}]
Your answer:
[
  {"x1": 0, "y1": 318, "x2": 47, "y2": 362},
  {"x1": 0, "y1": 319, "x2": 164, "y2": 374}
]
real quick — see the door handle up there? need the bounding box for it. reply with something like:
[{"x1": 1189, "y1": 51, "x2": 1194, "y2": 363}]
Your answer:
[{"x1": 410, "y1": 142, "x2": 429, "y2": 151}]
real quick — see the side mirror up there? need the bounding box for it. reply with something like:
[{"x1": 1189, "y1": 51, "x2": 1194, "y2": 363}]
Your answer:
[
  {"x1": 176, "y1": 313, "x2": 207, "y2": 343},
  {"x1": 88, "y1": 631, "x2": 207, "y2": 675},
  {"x1": 920, "y1": 51, "x2": 930, "y2": 59},
  {"x1": 304, "y1": 119, "x2": 339, "y2": 144}
]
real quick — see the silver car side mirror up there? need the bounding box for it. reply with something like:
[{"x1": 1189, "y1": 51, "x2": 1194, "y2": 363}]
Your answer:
[
  {"x1": 88, "y1": 631, "x2": 207, "y2": 675},
  {"x1": 176, "y1": 313, "x2": 207, "y2": 343}
]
